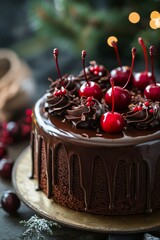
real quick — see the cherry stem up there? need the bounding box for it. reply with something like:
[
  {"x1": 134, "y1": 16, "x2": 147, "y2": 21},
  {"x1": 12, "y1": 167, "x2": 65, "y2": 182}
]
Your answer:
[
  {"x1": 138, "y1": 37, "x2": 148, "y2": 73},
  {"x1": 82, "y1": 50, "x2": 89, "y2": 85},
  {"x1": 111, "y1": 41, "x2": 122, "y2": 67},
  {"x1": 149, "y1": 46, "x2": 156, "y2": 86},
  {"x1": 123, "y1": 47, "x2": 136, "y2": 89},
  {"x1": 53, "y1": 48, "x2": 64, "y2": 87},
  {"x1": 110, "y1": 78, "x2": 115, "y2": 114}
]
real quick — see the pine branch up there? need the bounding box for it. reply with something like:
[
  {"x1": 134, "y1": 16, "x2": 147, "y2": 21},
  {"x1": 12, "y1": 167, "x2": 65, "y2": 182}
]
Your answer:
[
  {"x1": 19, "y1": 215, "x2": 61, "y2": 240},
  {"x1": 26, "y1": 0, "x2": 160, "y2": 60}
]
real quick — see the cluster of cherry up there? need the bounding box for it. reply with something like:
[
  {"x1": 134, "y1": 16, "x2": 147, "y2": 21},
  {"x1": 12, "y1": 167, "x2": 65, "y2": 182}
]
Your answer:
[
  {"x1": 53, "y1": 38, "x2": 160, "y2": 134},
  {"x1": 0, "y1": 108, "x2": 32, "y2": 214}
]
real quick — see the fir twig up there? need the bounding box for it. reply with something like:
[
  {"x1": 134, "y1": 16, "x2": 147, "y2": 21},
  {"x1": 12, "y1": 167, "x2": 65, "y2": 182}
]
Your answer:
[{"x1": 19, "y1": 215, "x2": 61, "y2": 240}]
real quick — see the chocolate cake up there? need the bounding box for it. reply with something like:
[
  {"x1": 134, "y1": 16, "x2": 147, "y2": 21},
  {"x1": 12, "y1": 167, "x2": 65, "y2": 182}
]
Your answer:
[{"x1": 30, "y1": 45, "x2": 160, "y2": 216}]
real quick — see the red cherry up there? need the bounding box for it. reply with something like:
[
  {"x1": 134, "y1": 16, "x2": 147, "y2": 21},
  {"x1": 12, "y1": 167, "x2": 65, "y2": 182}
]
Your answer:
[
  {"x1": 133, "y1": 106, "x2": 139, "y2": 112},
  {"x1": 85, "y1": 97, "x2": 95, "y2": 107},
  {"x1": 144, "y1": 101, "x2": 150, "y2": 107},
  {"x1": 133, "y1": 72, "x2": 153, "y2": 90},
  {"x1": 79, "y1": 50, "x2": 102, "y2": 100},
  {"x1": 0, "y1": 142, "x2": 7, "y2": 158},
  {"x1": 133, "y1": 38, "x2": 154, "y2": 90},
  {"x1": 1, "y1": 190, "x2": 20, "y2": 214},
  {"x1": 144, "y1": 83, "x2": 160, "y2": 101},
  {"x1": 25, "y1": 108, "x2": 32, "y2": 117},
  {"x1": 105, "y1": 48, "x2": 136, "y2": 110},
  {"x1": 110, "y1": 41, "x2": 133, "y2": 86},
  {"x1": 105, "y1": 86, "x2": 131, "y2": 110},
  {"x1": 79, "y1": 81, "x2": 102, "y2": 100},
  {"x1": 101, "y1": 78, "x2": 125, "y2": 133},
  {"x1": 0, "y1": 158, "x2": 14, "y2": 179},
  {"x1": 89, "y1": 64, "x2": 106, "y2": 77},
  {"x1": 100, "y1": 111, "x2": 125, "y2": 133},
  {"x1": 144, "y1": 46, "x2": 160, "y2": 101},
  {"x1": 110, "y1": 66, "x2": 132, "y2": 87},
  {"x1": 6, "y1": 121, "x2": 19, "y2": 137},
  {"x1": 24, "y1": 116, "x2": 32, "y2": 124},
  {"x1": 21, "y1": 124, "x2": 31, "y2": 137},
  {"x1": 53, "y1": 86, "x2": 67, "y2": 97},
  {"x1": 149, "y1": 109, "x2": 154, "y2": 114},
  {"x1": 24, "y1": 108, "x2": 32, "y2": 124}
]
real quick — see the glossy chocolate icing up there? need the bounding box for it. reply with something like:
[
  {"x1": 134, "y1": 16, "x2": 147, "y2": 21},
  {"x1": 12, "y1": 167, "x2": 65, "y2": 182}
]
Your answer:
[{"x1": 31, "y1": 95, "x2": 160, "y2": 215}]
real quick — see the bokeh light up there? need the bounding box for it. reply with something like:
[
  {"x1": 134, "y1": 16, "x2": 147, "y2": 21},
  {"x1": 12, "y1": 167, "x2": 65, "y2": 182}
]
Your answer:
[
  {"x1": 150, "y1": 11, "x2": 159, "y2": 19},
  {"x1": 150, "y1": 11, "x2": 160, "y2": 29},
  {"x1": 128, "y1": 12, "x2": 140, "y2": 24},
  {"x1": 150, "y1": 19, "x2": 158, "y2": 29},
  {"x1": 107, "y1": 36, "x2": 118, "y2": 47}
]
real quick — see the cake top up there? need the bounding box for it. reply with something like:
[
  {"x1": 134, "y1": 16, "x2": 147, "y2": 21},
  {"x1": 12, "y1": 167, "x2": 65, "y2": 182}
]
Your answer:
[{"x1": 41, "y1": 39, "x2": 160, "y2": 140}]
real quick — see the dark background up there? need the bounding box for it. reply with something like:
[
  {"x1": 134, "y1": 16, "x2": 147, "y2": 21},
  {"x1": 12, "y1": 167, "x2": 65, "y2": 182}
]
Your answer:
[{"x1": 0, "y1": 1, "x2": 160, "y2": 239}]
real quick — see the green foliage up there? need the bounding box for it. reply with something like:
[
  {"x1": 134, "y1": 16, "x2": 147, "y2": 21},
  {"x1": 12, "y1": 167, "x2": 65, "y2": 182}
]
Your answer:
[{"x1": 27, "y1": 0, "x2": 160, "y2": 60}]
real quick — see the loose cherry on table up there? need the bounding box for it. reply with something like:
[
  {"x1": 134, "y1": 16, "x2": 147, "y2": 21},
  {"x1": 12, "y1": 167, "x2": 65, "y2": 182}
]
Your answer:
[
  {"x1": 101, "y1": 78, "x2": 125, "y2": 133},
  {"x1": 105, "y1": 47, "x2": 136, "y2": 110},
  {"x1": 144, "y1": 46, "x2": 160, "y2": 101},
  {"x1": 110, "y1": 41, "x2": 133, "y2": 87},
  {"x1": 0, "y1": 109, "x2": 32, "y2": 215},
  {"x1": 6, "y1": 121, "x2": 20, "y2": 137},
  {"x1": 133, "y1": 37, "x2": 154, "y2": 90},
  {"x1": 79, "y1": 50, "x2": 102, "y2": 101},
  {"x1": 0, "y1": 142, "x2": 7, "y2": 158},
  {"x1": 1, "y1": 190, "x2": 20, "y2": 214},
  {"x1": 0, "y1": 157, "x2": 14, "y2": 179}
]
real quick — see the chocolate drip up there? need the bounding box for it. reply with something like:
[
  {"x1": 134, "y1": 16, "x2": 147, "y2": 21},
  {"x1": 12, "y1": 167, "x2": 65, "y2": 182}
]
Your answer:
[
  {"x1": 52, "y1": 143, "x2": 60, "y2": 186},
  {"x1": 68, "y1": 154, "x2": 77, "y2": 194},
  {"x1": 35, "y1": 135, "x2": 42, "y2": 191},
  {"x1": 126, "y1": 162, "x2": 132, "y2": 198},
  {"x1": 78, "y1": 152, "x2": 95, "y2": 210},
  {"x1": 103, "y1": 157, "x2": 117, "y2": 210},
  {"x1": 32, "y1": 128, "x2": 160, "y2": 213},
  {"x1": 144, "y1": 144, "x2": 159, "y2": 213},
  {"x1": 45, "y1": 143, "x2": 52, "y2": 198},
  {"x1": 29, "y1": 131, "x2": 35, "y2": 179},
  {"x1": 135, "y1": 162, "x2": 140, "y2": 200}
]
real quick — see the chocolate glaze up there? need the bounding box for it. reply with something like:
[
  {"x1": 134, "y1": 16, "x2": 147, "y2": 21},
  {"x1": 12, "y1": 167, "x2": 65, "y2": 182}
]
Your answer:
[{"x1": 31, "y1": 95, "x2": 160, "y2": 215}]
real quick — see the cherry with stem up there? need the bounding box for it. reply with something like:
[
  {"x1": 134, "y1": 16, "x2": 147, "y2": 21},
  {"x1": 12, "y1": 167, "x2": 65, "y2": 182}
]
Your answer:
[
  {"x1": 110, "y1": 41, "x2": 132, "y2": 87},
  {"x1": 133, "y1": 37, "x2": 154, "y2": 90},
  {"x1": 79, "y1": 50, "x2": 102, "y2": 100},
  {"x1": 144, "y1": 46, "x2": 160, "y2": 101},
  {"x1": 101, "y1": 78, "x2": 125, "y2": 133},
  {"x1": 52, "y1": 48, "x2": 67, "y2": 96},
  {"x1": 112, "y1": 41, "x2": 122, "y2": 67},
  {"x1": 105, "y1": 47, "x2": 136, "y2": 110},
  {"x1": 53, "y1": 48, "x2": 64, "y2": 87}
]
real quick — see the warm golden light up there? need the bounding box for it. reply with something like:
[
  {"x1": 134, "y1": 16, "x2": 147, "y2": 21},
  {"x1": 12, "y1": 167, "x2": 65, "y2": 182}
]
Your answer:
[
  {"x1": 155, "y1": 18, "x2": 160, "y2": 28},
  {"x1": 107, "y1": 36, "x2": 118, "y2": 47},
  {"x1": 150, "y1": 11, "x2": 159, "y2": 19},
  {"x1": 150, "y1": 19, "x2": 158, "y2": 29},
  {"x1": 128, "y1": 12, "x2": 140, "y2": 24},
  {"x1": 150, "y1": 11, "x2": 160, "y2": 29}
]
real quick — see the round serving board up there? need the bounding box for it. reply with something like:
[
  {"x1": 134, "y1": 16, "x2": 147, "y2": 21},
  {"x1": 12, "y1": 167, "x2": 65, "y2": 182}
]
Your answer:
[{"x1": 12, "y1": 147, "x2": 160, "y2": 233}]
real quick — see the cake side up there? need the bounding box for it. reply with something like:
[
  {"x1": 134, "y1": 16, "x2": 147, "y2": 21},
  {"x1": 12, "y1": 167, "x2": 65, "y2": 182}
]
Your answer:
[
  {"x1": 30, "y1": 96, "x2": 160, "y2": 215},
  {"x1": 30, "y1": 43, "x2": 160, "y2": 216}
]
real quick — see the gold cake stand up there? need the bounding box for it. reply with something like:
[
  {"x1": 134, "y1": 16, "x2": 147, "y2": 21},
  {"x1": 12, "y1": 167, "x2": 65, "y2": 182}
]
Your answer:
[{"x1": 12, "y1": 147, "x2": 160, "y2": 234}]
